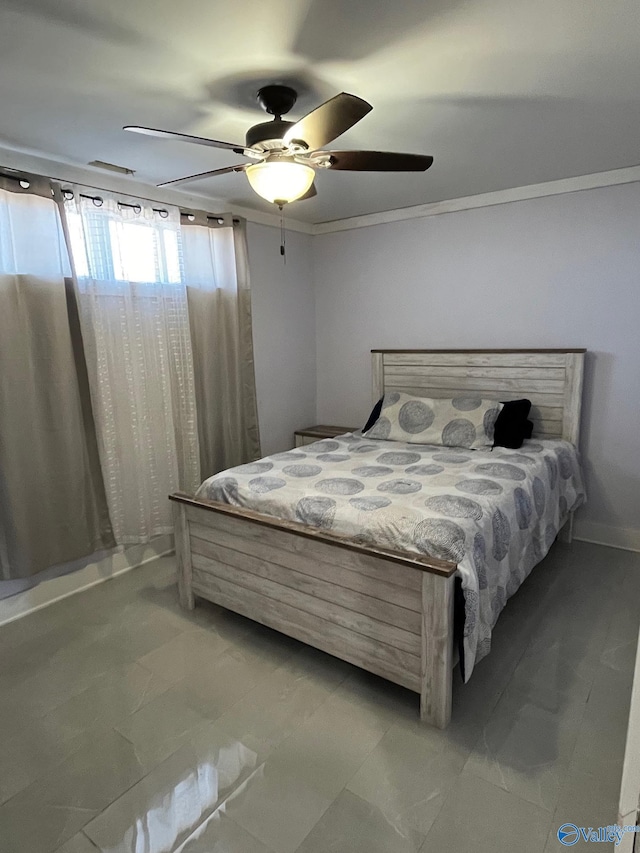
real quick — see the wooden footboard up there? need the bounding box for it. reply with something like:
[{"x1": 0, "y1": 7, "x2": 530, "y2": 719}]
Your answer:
[{"x1": 170, "y1": 493, "x2": 457, "y2": 728}]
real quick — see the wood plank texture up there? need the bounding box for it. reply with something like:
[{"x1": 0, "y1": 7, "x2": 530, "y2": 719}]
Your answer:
[
  {"x1": 189, "y1": 519, "x2": 423, "y2": 611},
  {"x1": 295, "y1": 425, "x2": 356, "y2": 448},
  {"x1": 375, "y1": 349, "x2": 585, "y2": 357},
  {"x1": 191, "y1": 549, "x2": 420, "y2": 655},
  {"x1": 372, "y1": 352, "x2": 384, "y2": 403},
  {"x1": 557, "y1": 512, "x2": 575, "y2": 544},
  {"x1": 420, "y1": 573, "x2": 455, "y2": 728},
  {"x1": 294, "y1": 425, "x2": 357, "y2": 438},
  {"x1": 191, "y1": 566, "x2": 421, "y2": 692},
  {"x1": 385, "y1": 365, "x2": 566, "y2": 380},
  {"x1": 191, "y1": 535, "x2": 422, "y2": 645},
  {"x1": 377, "y1": 348, "x2": 585, "y2": 444},
  {"x1": 562, "y1": 352, "x2": 585, "y2": 445},
  {"x1": 384, "y1": 373, "x2": 565, "y2": 393},
  {"x1": 172, "y1": 502, "x2": 194, "y2": 610},
  {"x1": 385, "y1": 386, "x2": 564, "y2": 407}
]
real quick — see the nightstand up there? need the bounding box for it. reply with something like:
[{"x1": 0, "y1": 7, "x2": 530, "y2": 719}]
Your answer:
[{"x1": 294, "y1": 424, "x2": 357, "y2": 447}]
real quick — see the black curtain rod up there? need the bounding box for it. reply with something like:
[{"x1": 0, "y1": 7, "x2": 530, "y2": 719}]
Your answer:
[
  {"x1": 1, "y1": 163, "x2": 242, "y2": 226},
  {"x1": 0, "y1": 170, "x2": 32, "y2": 189},
  {"x1": 65, "y1": 190, "x2": 237, "y2": 224},
  {"x1": 180, "y1": 211, "x2": 240, "y2": 225},
  {"x1": 73, "y1": 191, "x2": 237, "y2": 224},
  {"x1": 73, "y1": 192, "x2": 168, "y2": 219}
]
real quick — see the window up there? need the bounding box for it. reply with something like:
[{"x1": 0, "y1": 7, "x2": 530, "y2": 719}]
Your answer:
[{"x1": 65, "y1": 206, "x2": 182, "y2": 284}]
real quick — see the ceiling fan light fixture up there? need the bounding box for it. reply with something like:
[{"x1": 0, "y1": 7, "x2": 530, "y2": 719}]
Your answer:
[
  {"x1": 130, "y1": 90, "x2": 433, "y2": 197},
  {"x1": 246, "y1": 160, "x2": 315, "y2": 204}
]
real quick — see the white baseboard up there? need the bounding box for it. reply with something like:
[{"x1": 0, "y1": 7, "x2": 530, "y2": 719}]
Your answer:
[
  {"x1": 573, "y1": 521, "x2": 640, "y2": 554},
  {"x1": 0, "y1": 535, "x2": 174, "y2": 627}
]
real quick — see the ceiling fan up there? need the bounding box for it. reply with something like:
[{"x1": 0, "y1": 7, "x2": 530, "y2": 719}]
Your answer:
[{"x1": 124, "y1": 85, "x2": 434, "y2": 205}]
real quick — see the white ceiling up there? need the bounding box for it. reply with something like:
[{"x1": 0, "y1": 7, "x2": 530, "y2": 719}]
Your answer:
[{"x1": 1, "y1": 0, "x2": 639, "y2": 224}]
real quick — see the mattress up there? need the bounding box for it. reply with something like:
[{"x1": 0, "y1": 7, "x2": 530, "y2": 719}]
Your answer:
[{"x1": 197, "y1": 433, "x2": 586, "y2": 680}]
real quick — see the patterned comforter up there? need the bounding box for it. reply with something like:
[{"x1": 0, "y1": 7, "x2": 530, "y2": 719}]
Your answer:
[{"x1": 196, "y1": 434, "x2": 585, "y2": 681}]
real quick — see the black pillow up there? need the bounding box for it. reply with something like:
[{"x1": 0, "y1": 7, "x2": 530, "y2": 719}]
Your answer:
[
  {"x1": 493, "y1": 399, "x2": 533, "y2": 449},
  {"x1": 363, "y1": 397, "x2": 383, "y2": 432}
]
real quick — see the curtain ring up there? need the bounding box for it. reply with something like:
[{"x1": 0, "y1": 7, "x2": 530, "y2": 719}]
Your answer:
[
  {"x1": 92, "y1": 196, "x2": 104, "y2": 207},
  {"x1": 19, "y1": 180, "x2": 30, "y2": 189},
  {"x1": 117, "y1": 201, "x2": 142, "y2": 214},
  {"x1": 62, "y1": 189, "x2": 74, "y2": 201}
]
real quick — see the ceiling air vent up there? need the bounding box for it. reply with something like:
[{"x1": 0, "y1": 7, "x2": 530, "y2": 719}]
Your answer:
[{"x1": 88, "y1": 160, "x2": 135, "y2": 175}]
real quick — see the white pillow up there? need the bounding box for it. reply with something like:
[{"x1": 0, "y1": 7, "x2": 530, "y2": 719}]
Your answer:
[{"x1": 364, "y1": 392, "x2": 503, "y2": 449}]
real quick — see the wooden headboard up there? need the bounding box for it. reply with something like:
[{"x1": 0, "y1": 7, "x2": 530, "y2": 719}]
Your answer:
[{"x1": 371, "y1": 349, "x2": 585, "y2": 445}]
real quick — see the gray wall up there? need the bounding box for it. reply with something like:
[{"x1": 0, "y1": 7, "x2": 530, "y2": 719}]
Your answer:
[
  {"x1": 312, "y1": 182, "x2": 640, "y2": 550},
  {"x1": 249, "y1": 222, "x2": 316, "y2": 455}
]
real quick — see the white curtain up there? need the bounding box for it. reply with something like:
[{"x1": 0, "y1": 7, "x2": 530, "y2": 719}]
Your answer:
[{"x1": 60, "y1": 192, "x2": 200, "y2": 544}]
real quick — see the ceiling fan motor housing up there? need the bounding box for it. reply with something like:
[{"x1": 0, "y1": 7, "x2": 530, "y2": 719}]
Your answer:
[
  {"x1": 256, "y1": 85, "x2": 298, "y2": 117},
  {"x1": 245, "y1": 119, "x2": 297, "y2": 151},
  {"x1": 246, "y1": 85, "x2": 303, "y2": 151}
]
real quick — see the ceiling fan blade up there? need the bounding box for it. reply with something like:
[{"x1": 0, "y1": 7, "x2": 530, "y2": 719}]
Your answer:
[
  {"x1": 324, "y1": 150, "x2": 434, "y2": 171},
  {"x1": 284, "y1": 93, "x2": 372, "y2": 151},
  {"x1": 157, "y1": 164, "x2": 247, "y2": 187},
  {"x1": 298, "y1": 182, "x2": 317, "y2": 201},
  {"x1": 124, "y1": 125, "x2": 246, "y2": 153}
]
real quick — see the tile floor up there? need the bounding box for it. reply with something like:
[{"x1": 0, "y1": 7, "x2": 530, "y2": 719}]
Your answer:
[{"x1": 0, "y1": 540, "x2": 637, "y2": 853}]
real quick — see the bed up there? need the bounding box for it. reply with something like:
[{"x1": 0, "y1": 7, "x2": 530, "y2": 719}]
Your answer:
[{"x1": 170, "y1": 348, "x2": 585, "y2": 728}]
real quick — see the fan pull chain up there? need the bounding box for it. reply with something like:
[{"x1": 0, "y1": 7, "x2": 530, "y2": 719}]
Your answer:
[{"x1": 279, "y1": 204, "x2": 286, "y2": 264}]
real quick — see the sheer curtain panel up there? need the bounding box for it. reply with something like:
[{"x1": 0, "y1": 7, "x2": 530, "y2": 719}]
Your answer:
[
  {"x1": 60, "y1": 192, "x2": 200, "y2": 544},
  {"x1": 181, "y1": 218, "x2": 261, "y2": 478},
  {"x1": 0, "y1": 185, "x2": 113, "y2": 579}
]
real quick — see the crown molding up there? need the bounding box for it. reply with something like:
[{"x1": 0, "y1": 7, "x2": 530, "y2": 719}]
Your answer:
[
  {"x1": 232, "y1": 203, "x2": 314, "y2": 234},
  {"x1": 311, "y1": 165, "x2": 640, "y2": 235},
  {"x1": 2, "y1": 141, "x2": 638, "y2": 239}
]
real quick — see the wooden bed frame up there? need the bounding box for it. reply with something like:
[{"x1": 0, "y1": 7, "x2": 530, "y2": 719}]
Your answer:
[{"x1": 170, "y1": 348, "x2": 585, "y2": 728}]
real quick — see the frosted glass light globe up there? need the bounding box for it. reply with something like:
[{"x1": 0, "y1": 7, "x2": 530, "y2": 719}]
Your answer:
[{"x1": 246, "y1": 161, "x2": 315, "y2": 204}]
